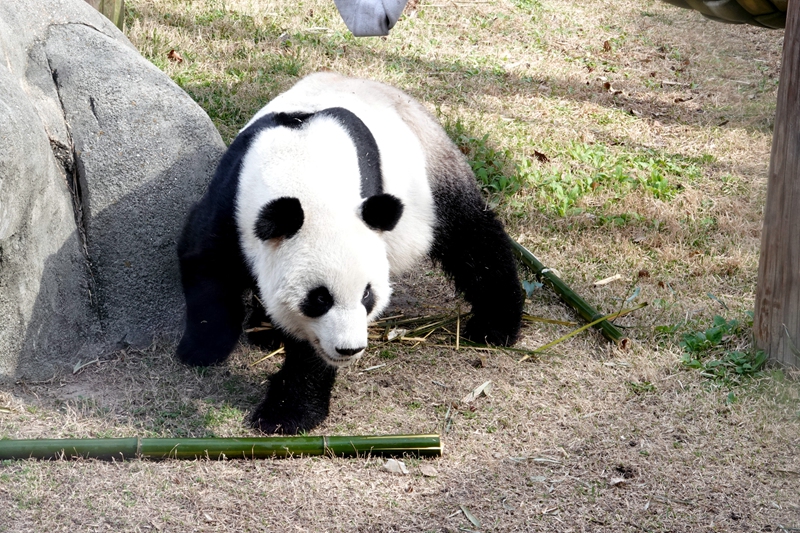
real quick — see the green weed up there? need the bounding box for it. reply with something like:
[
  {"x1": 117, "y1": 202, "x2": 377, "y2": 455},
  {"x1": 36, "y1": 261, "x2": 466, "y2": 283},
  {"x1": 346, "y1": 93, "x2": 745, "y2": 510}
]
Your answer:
[{"x1": 680, "y1": 313, "x2": 768, "y2": 385}]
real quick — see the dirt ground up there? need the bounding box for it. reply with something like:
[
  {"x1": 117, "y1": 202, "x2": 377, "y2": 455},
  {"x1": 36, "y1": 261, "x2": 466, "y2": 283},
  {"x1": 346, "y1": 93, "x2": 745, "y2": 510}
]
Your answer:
[{"x1": 1, "y1": 0, "x2": 799, "y2": 531}]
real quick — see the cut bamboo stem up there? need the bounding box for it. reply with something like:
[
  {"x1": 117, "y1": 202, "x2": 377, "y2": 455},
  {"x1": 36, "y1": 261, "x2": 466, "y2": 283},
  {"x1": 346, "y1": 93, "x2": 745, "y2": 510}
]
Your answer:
[
  {"x1": 511, "y1": 240, "x2": 629, "y2": 347},
  {"x1": 0, "y1": 434, "x2": 442, "y2": 461}
]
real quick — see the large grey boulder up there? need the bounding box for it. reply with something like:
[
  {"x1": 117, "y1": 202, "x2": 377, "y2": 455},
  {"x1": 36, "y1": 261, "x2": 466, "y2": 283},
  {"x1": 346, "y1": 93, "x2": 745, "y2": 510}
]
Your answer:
[{"x1": 0, "y1": 0, "x2": 225, "y2": 380}]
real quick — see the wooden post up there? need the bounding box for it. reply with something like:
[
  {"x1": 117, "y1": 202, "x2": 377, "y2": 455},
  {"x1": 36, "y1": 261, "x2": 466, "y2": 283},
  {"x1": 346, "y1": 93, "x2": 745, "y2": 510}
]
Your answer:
[
  {"x1": 754, "y1": 0, "x2": 800, "y2": 368},
  {"x1": 83, "y1": 0, "x2": 125, "y2": 31}
]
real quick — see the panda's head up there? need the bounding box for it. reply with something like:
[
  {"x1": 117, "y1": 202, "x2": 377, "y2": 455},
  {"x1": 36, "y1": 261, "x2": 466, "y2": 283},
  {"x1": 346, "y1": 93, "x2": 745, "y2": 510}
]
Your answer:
[{"x1": 243, "y1": 193, "x2": 404, "y2": 367}]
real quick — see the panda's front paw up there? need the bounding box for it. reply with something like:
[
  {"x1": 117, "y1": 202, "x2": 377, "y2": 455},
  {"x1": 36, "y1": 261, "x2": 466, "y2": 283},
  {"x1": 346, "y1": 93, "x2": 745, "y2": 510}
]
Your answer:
[
  {"x1": 249, "y1": 408, "x2": 307, "y2": 435},
  {"x1": 248, "y1": 369, "x2": 333, "y2": 434},
  {"x1": 249, "y1": 400, "x2": 326, "y2": 435},
  {"x1": 464, "y1": 313, "x2": 521, "y2": 346}
]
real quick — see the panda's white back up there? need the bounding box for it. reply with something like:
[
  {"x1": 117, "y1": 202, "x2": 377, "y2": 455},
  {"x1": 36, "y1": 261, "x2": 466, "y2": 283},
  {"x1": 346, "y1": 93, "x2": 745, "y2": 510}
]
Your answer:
[{"x1": 243, "y1": 72, "x2": 438, "y2": 274}]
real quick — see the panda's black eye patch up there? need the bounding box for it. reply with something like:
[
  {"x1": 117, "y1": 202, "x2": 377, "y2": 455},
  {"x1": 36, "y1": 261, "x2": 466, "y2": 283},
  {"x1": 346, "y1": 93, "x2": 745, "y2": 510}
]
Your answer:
[
  {"x1": 254, "y1": 197, "x2": 304, "y2": 241},
  {"x1": 301, "y1": 286, "x2": 334, "y2": 318},
  {"x1": 362, "y1": 283, "x2": 376, "y2": 314}
]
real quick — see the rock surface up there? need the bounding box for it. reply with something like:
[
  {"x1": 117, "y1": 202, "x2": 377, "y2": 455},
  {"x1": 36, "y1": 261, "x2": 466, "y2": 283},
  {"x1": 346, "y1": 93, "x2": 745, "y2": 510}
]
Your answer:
[{"x1": 0, "y1": 0, "x2": 225, "y2": 380}]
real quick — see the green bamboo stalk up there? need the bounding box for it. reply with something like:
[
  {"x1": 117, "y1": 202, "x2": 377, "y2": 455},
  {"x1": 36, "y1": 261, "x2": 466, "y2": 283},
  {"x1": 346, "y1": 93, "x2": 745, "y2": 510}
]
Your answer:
[
  {"x1": 0, "y1": 434, "x2": 442, "y2": 461},
  {"x1": 0, "y1": 438, "x2": 139, "y2": 460},
  {"x1": 511, "y1": 240, "x2": 629, "y2": 346}
]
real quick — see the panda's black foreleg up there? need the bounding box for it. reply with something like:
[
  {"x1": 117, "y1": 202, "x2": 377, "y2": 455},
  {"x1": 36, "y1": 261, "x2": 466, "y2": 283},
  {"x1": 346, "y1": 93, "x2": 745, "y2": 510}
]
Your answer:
[
  {"x1": 176, "y1": 256, "x2": 246, "y2": 367},
  {"x1": 430, "y1": 190, "x2": 524, "y2": 346},
  {"x1": 249, "y1": 337, "x2": 337, "y2": 434}
]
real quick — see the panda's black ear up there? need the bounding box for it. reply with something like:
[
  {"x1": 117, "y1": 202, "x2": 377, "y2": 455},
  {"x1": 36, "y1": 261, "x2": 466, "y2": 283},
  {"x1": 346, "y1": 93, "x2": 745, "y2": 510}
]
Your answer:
[
  {"x1": 254, "y1": 197, "x2": 304, "y2": 241},
  {"x1": 361, "y1": 194, "x2": 404, "y2": 232}
]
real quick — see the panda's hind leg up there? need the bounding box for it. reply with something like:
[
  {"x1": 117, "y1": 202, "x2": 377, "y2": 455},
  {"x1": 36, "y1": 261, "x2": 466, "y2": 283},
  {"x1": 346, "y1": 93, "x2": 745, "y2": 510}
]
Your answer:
[
  {"x1": 429, "y1": 184, "x2": 524, "y2": 346},
  {"x1": 249, "y1": 337, "x2": 337, "y2": 434}
]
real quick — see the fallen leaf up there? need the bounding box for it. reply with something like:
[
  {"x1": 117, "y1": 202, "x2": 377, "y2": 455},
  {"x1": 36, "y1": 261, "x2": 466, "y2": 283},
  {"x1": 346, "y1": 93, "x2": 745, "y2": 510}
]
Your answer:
[
  {"x1": 460, "y1": 505, "x2": 481, "y2": 528},
  {"x1": 383, "y1": 458, "x2": 409, "y2": 475},
  {"x1": 603, "y1": 40, "x2": 611, "y2": 52},
  {"x1": 625, "y1": 286, "x2": 641, "y2": 303},
  {"x1": 419, "y1": 464, "x2": 438, "y2": 477},
  {"x1": 540, "y1": 267, "x2": 562, "y2": 278},
  {"x1": 470, "y1": 355, "x2": 487, "y2": 368},
  {"x1": 507, "y1": 456, "x2": 562, "y2": 465},
  {"x1": 462, "y1": 380, "x2": 492, "y2": 403},
  {"x1": 501, "y1": 497, "x2": 516, "y2": 511},
  {"x1": 609, "y1": 477, "x2": 627, "y2": 487},
  {"x1": 443, "y1": 403, "x2": 454, "y2": 433},
  {"x1": 386, "y1": 328, "x2": 407, "y2": 341},
  {"x1": 523, "y1": 279, "x2": 543, "y2": 297},
  {"x1": 167, "y1": 49, "x2": 184, "y2": 63},
  {"x1": 533, "y1": 150, "x2": 549, "y2": 163},
  {"x1": 73, "y1": 358, "x2": 99, "y2": 374}
]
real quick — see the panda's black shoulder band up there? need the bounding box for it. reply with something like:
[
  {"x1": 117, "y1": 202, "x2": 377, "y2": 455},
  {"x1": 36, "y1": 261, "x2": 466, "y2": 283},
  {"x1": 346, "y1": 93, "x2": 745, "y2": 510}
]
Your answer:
[
  {"x1": 255, "y1": 197, "x2": 305, "y2": 241},
  {"x1": 272, "y1": 111, "x2": 314, "y2": 128},
  {"x1": 241, "y1": 112, "x2": 315, "y2": 138},
  {"x1": 361, "y1": 194, "x2": 404, "y2": 232}
]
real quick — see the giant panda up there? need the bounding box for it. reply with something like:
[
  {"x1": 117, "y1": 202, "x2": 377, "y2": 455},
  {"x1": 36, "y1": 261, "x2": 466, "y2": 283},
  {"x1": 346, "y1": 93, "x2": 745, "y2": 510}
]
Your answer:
[{"x1": 177, "y1": 72, "x2": 524, "y2": 434}]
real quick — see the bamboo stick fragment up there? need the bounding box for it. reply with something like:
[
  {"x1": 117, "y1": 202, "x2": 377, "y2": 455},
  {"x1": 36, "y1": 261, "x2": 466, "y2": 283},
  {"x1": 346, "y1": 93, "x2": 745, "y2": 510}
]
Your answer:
[
  {"x1": 0, "y1": 435, "x2": 442, "y2": 461},
  {"x1": 511, "y1": 240, "x2": 629, "y2": 347},
  {"x1": 518, "y1": 303, "x2": 647, "y2": 363}
]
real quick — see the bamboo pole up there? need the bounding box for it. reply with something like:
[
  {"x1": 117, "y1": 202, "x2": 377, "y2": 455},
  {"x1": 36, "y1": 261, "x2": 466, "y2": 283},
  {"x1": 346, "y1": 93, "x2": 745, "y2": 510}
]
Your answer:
[
  {"x1": 511, "y1": 240, "x2": 629, "y2": 347},
  {"x1": 0, "y1": 434, "x2": 442, "y2": 461}
]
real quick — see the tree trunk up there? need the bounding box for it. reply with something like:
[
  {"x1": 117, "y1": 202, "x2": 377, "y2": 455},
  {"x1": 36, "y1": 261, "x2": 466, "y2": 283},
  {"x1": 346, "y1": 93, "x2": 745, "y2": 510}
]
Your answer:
[{"x1": 754, "y1": 0, "x2": 800, "y2": 368}]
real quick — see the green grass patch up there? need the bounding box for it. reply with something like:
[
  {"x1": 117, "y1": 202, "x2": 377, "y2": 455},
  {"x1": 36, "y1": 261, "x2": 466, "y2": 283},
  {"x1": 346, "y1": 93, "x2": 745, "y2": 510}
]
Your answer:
[
  {"x1": 443, "y1": 111, "x2": 709, "y2": 214},
  {"x1": 520, "y1": 143, "x2": 707, "y2": 215}
]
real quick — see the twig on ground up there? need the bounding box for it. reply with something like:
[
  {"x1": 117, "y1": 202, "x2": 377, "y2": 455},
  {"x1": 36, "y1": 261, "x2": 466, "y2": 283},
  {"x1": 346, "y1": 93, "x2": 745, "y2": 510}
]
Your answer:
[{"x1": 250, "y1": 346, "x2": 284, "y2": 366}]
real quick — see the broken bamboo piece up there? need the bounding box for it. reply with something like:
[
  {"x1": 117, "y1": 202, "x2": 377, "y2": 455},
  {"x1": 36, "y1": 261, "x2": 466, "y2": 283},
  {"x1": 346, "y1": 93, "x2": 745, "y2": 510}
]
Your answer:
[{"x1": 511, "y1": 240, "x2": 629, "y2": 347}]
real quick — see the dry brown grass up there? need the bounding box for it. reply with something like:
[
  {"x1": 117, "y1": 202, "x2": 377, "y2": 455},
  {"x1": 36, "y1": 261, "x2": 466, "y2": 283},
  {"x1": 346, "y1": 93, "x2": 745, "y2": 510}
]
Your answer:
[{"x1": 2, "y1": 0, "x2": 799, "y2": 531}]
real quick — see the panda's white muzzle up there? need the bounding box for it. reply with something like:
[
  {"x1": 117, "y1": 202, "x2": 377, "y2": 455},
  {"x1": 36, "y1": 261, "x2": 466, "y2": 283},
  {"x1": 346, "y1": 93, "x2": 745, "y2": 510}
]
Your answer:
[{"x1": 312, "y1": 307, "x2": 369, "y2": 367}]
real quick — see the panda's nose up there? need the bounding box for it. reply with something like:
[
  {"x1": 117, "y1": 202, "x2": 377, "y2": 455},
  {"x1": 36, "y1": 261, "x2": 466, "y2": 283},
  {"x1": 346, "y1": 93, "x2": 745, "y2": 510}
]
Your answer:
[{"x1": 336, "y1": 346, "x2": 365, "y2": 356}]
